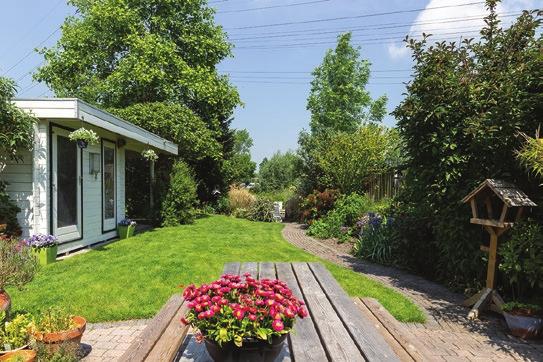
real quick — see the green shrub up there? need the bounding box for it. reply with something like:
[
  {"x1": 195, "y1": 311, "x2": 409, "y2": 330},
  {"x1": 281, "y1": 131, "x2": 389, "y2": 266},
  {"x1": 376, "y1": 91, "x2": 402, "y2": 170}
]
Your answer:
[
  {"x1": 0, "y1": 312, "x2": 32, "y2": 350},
  {"x1": 499, "y1": 219, "x2": 543, "y2": 300},
  {"x1": 0, "y1": 236, "x2": 38, "y2": 291},
  {"x1": 247, "y1": 198, "x2": 275, "y2": 222},
  {"x1": 255, "y1": 187, "x2": 295, "y2": 203},
  {"x1": 215, "y1": 196, "x2": 231, "y2": 215},
  {"x1": 0, "y1": 181, "x2": 21, "y2": 236},
  {"x1": 227, "y1": 186, "x2": 255, "y2": 212},
  {"x1": 354, "y1": 214, "x2": 396, "y2": 265},
  {"x1": 307, "y1": 193, "x2": 376, "y2": 242},
  {"x1": 161, "y1": 161, "x2": 198, "y2": 226}
]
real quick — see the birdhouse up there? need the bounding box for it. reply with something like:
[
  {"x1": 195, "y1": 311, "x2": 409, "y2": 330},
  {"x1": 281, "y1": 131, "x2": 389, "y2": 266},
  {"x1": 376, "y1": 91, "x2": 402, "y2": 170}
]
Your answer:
[
  {"x1": 461, "y1": 179, "x2": 536, "y2": 319},
  {"x1": 462, "y1": 179, "x2": 536, "y2": 228}
]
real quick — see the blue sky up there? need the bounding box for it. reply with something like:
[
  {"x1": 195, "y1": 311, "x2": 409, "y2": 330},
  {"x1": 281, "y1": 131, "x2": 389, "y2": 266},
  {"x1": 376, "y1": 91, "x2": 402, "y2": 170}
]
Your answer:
[{"x1": 0, "y1": 0, "x2": 537, "y2": 163}]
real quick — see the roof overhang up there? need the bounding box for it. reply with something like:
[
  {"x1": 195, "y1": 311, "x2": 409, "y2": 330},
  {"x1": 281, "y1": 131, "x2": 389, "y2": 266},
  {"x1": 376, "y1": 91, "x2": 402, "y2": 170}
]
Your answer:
[{"x1": 13, "y1": 98, "x2": 178, "y2": 155}]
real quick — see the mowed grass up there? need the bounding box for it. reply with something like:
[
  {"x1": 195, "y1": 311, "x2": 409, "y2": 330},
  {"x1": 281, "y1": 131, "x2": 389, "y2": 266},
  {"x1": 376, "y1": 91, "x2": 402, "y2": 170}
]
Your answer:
[{"x1": 10, "y1": 215, "x2": 425, "y2": 323}]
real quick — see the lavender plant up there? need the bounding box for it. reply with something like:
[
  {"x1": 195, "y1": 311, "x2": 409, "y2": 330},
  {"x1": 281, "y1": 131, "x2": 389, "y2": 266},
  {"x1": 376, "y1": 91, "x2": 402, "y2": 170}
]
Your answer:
[{"x1": 25, "y1": 234, "x2": 57, "y2": 249}]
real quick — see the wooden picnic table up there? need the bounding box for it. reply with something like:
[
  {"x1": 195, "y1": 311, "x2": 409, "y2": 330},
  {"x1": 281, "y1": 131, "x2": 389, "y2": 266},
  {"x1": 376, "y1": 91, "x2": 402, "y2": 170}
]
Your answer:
[{"x1": 122, "y1": 262, "x2": 400, "y2": 362}]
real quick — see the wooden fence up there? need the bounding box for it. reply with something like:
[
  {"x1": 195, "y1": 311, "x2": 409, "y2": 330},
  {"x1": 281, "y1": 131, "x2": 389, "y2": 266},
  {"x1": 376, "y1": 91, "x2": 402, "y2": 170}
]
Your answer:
[{"x1": 367, "y1": 171, "x2": 402, "y2": 201}]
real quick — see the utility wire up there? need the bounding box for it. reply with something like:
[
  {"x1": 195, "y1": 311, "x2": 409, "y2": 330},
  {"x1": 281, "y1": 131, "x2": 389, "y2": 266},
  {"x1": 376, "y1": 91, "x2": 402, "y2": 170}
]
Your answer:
[
  {"x1": 220, "y1": 69, "x2": 412, "y2": 73},
  {"x1": 226, "y1": 1, "x2": 486, "y2": 30},
  {"x1": 217, "y1": 0, "x2": 330, "y2": 14}
]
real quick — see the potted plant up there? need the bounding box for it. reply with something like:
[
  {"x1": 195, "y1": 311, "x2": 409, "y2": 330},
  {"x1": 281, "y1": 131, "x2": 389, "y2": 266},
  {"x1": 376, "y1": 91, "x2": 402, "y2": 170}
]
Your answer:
[
  {"x1": 0, "y1": 237, "x2": 38, "y2": 314},
  {"x1": 67, "y1": 128, "x2": 99, "y2": 149},
  {"x1": 181, "y1": 273, "x2": 308, "y2": 361},
  {"x1": 0, "y1": 350, "x2": 36, "y2": 362},
  {"x1": 0, "y1": 312, "x2": 33, "y2": 356},
  {"x1": 117, "y1": 219, "x2": 137, "y2": 239},
  {"x1": 141, "y1": 149, "x2": 158, "y2": 162},
  {"x1": 499, "y1": 219, "x2": 543, "y2": 339},
  {"x1": 29, "y1": 308, "x2": 86, "y2": 354},
  {"x1": 25, "y1": 234, "x2": 58, "y2": 266}
]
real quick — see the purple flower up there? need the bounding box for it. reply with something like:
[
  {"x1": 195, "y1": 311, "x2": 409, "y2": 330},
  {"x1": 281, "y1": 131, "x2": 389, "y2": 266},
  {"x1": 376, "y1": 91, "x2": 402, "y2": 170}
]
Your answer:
[
  {"x1": 118, "y1": 218, "x2": 137, "y2": 227},
  {"x1": 25, "y1": 234, "x2": 58, "y2": 249}
]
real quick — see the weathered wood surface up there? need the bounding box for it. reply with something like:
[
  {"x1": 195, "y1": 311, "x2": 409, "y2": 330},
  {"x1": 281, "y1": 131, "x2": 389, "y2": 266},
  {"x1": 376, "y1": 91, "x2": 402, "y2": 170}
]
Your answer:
[
  {"x1": 175, "y1": 262, "x2": 400, "y2": 361},
  {"x1": 146, "y1": 302, "x2": 190, "y2": 362},
  {"x1": 122, "y1": 294, "x2": 187, "y2": 362}
]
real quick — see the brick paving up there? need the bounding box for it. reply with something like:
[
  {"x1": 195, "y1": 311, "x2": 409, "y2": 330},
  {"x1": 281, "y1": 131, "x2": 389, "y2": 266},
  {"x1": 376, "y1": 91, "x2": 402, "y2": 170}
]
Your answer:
[
  {"x1": 80, "y1": 319, "x2": 148, "y2": 361},
  {"x1": 282, "y1": 223, "x2": 543, "y2": 361}
]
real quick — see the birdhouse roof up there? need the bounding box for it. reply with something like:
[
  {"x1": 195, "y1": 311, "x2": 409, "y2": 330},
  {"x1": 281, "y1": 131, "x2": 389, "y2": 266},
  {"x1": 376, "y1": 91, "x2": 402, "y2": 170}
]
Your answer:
[{"x1": 462, "y1": 179, "x2": 537, "y2": 207}]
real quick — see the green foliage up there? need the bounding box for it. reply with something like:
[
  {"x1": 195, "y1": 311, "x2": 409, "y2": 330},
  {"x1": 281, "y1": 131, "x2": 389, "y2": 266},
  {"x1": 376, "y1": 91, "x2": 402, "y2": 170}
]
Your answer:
[
  {"x1": 502, "y1": 301, "x2": 542, "y2": 314},
  {"x1": 247, "y1": 198, "x2": 275, "y2": 223},
  {"x1": 314, "y1": 125, "x2": 404, "y2": 194},
  {"x1": 35, "y1": 0, "x2": 242, "y2": 200},
  {"x1": 354, "y1": 215, "x2": 396, "y2": 265},
  {"x1": 257, "y1": 151, "x2": 300, "y2": 192},
  {"x1": 499, "y1": 219, "x2": 543, "y2": 300},
  {"x1": 0, "y1": 237, "x2": 38, "y2": 291},
  {"x1": 299, "y1": 189, "x2": 340, "y2": 224},
  {"x1": 67, "y1": 128, "x2": 99, "y2": 145},
  {"x1": 517, "y1": 132, "x2": 543, "y2": 180},
  {"x1": 30, "y1": 308, "x2": 75, "y2": 334},
  {"x1": 0, "y1": 77, "x2": 35, "y2": 165},
  {"x1": 0, "y1": 182, "x2": 21, "y2": 236},
  {"x1": 307, "y1": 194, "x2": 380, "y2": 241},
  {"x1": 256, "y1": 187, "x2": 296, "y2": 203},
  {"x1": 0, "y1": 312, "x2": 32, "y2": 351},
  {"x1": 307, "y1": 33, "x2": 387, "y2": 135},
  {"x1": 391, "y1": 3, "x2": 543, "y2": 289},
  {"x1": 161, "y1": 161, "x2": 198, "y2": 226},
  {"x1": 35, "y1": 342, "x2": 80, "y2": 362},
  {"x1": 224, "y1": 129, "x2": 256, "y2": 185}
]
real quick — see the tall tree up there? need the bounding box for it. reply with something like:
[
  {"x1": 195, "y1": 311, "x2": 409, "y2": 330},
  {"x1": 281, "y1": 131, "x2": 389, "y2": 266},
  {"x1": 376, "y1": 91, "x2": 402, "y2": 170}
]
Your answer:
[
  {"x1": 35, "y1": 0, "x2": 241, "y2": 199},
  {"x1": 307, "y1": 32, "x2": 387, "y2": 136},
  {"x1": 258, "y1": 151, "x2": 300, "y2": 192},
  {"x1": 392, "y1": 1, "x2": 543, "y2": 287},
  {"x1": 224, "y1": 129, "x2": 256, "y2": 185},
  {"x1": 299, "y1": 33, "x2": 387, "y2": 193}
]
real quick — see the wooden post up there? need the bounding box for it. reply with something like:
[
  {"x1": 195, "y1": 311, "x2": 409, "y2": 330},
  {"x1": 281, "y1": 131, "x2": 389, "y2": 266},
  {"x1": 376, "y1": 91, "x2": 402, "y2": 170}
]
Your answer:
[
  {"x1": 149, "y1": 160, "x2": 155, "y2": 210},
  {"x1": 486, "y1": 230, "x2": 498, "y2": 289}
]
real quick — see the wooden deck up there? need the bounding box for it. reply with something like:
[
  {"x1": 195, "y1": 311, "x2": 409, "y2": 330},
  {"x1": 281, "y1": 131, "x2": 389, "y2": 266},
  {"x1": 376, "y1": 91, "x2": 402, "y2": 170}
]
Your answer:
[{"x1": 122, "y1": 262, "x2": 409, "y2": 361}]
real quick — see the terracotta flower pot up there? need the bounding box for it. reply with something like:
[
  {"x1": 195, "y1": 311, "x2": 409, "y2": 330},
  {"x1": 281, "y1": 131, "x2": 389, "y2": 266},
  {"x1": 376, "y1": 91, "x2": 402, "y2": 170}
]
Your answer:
[
  {"x1": 0, "y1": 290, "x2": 11, "y2": 314},
  {"x1": 31, "y1": 316, "x2": 86, "y2": 353},
  {"x1": 504, "y1": 311, "x2": 543, "y2": 339},
  {"x1": 0, "y1": 349, "x2": 36, "y2": 362},
  {"x1": 204, "y1": 334, "x2": 287, "y2": 362}
]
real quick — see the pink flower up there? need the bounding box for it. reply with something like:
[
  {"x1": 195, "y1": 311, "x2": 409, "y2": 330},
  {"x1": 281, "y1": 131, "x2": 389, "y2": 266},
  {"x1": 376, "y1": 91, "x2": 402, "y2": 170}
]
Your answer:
[
  {"x1": 220, "y1": 287, "x2": 231, "y2": 293},
  {"x1": 197, "y1": 312, "x2": 206, "y2": 320},
  {"x1": 180, "y1": 317, "x2": 189, "y2": 325},
  {"x1": 285, "y1": 308, "x2": 295, "y2": 318},
  {"x1": 248, "y1": 314, "x2": 257, "y2": 321},
  {"x1": 298, "y1": 307, "x2": 308, "y2": 318},
  {"x1": 233, "y1": 309, "x2": 245, "y2": 320},
  {"x1": 272, "y1": 320, "x2": 284, "y2": 332},
  {"x1": 195, "y1": 304, "x2": 203, "y2": 312},
  {"x1": 212, "y1": 304, "x2": 221, "y2": 313}
]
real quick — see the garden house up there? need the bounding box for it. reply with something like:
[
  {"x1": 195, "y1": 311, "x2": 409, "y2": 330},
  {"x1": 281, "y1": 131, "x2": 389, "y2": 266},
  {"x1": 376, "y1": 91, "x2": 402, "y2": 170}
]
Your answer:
[{"x1": 0, "y1": 98, "x2": 178, "y2": 254}]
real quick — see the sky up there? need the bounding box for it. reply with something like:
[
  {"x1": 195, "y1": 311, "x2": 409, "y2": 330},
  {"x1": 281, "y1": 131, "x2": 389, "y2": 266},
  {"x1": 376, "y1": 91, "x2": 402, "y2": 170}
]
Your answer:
[{"x1": 0, "y1": 0, "x2": 538, "y2": 163}]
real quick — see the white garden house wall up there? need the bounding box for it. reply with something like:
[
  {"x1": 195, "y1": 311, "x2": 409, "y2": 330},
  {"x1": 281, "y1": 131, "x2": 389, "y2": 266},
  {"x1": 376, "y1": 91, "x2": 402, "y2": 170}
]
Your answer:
[{"x1": 1, "y1": 98, "x2": 178, "y2": 254}]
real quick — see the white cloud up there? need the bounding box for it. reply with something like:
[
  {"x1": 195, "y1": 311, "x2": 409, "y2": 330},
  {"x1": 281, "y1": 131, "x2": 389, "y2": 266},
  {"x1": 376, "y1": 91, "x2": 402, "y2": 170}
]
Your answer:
[{"x1": 387, "y1": 0, "x2": 539, "y2": 60}]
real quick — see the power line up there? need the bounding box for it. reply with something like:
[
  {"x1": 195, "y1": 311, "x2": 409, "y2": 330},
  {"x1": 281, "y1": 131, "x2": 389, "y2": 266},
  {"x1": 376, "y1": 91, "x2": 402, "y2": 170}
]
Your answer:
[
  {"x1": 221, "y1": 69, "x2": 412, "y2": 74},
  {"x1": 226, "y1": 1, "x2": 486, "y2": 30},
  {"x1": 230, "y1": 75, "x2": 408, "y2": 80},
  {"x1": 217, "y1": 0, "x2": 330, "y2": 14},
  {"x1": 233, "y1": 80, "x2": 405, "y2": 85}
]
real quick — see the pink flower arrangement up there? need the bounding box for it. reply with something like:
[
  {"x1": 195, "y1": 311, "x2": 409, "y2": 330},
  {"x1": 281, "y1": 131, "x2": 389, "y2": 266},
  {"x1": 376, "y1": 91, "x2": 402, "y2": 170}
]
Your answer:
[{"x1": 181, "y1": 273, "x2": 308, "y2": 347}]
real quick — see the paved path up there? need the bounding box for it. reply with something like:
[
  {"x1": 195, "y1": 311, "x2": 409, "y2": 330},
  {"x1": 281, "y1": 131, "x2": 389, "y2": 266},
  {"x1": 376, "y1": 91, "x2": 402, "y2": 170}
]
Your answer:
[
  {"x1": 80, "y1": 319, "x2": 148, "y2": 361},
  {"x1": 282, "y1": 223, "x2": 543, "y2": 361}
]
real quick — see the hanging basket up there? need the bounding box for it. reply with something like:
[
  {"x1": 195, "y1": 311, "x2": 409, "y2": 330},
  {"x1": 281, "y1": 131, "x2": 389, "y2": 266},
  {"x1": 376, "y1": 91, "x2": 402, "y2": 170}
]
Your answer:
[{"x1": 68, "y1": 128, "x2": 99, "y2": 148}]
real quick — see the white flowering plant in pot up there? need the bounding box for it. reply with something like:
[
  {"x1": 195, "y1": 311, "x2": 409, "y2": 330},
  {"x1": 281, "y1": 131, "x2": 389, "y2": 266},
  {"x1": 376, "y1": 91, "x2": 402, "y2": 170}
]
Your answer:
[
  {"x1": 68, "y1": 128, "x2": 99, "y2": 149},
  {"x1": 141, "y1": 149, "x2": 158, "y2": 162}
]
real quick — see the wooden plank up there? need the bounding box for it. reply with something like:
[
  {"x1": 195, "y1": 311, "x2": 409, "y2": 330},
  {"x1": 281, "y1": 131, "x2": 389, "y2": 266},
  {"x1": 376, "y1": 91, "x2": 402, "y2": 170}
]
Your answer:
[
  {"x1": 146, "y1": 302, "x2": 190, "y2": 362},
  {"x1": 486, "y1": 233, "x2": 498, "y2": 289},
  {"x1": 353, "y1": 298, "x2": 414, "y2": 362},
  {"x1": 276, "y1": 263, "x2": 329, "y2": 362},
  {"x1": 470, "y1": 199, "x2": 478, "y2": 219},
  {"x1": 292, "y1": 262, "x2": 364, "y2": 362},
  {"x1": 240, "y1": 262, "x2": 258, "y2": 277},
  {"x1": 470, "y1": 218, "x2": 511, "y2": 228},
  {"x1": 359, "y1": 298, "x2": 432, "y2": 362},
  {"x1": 122, "y1": 294, "x2": 184, "y2": 362},
  {"x1": 258, "y1": 262, "x2": 277, "y2": 279},
  {"x1": 308, "y1": 263, "x2": 399, "y2": 362},
  {"x1": 499, "y1": 204, "x2": 508, "y2": 224},
  {"x1": 223, "y1": 262, "x2": 240, "y2": 275},
  {"x1": 468, "y1": 288, "x2": 493, "y2": 320}
]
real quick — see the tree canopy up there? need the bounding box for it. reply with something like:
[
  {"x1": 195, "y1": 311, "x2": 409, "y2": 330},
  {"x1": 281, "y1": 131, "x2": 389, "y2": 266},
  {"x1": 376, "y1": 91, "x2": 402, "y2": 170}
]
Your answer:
[
  {"x1": 34, "y1": 0, "x2": 241, "y2": 200},
  {"x1": 258, "y1": 151, "x2": 300, "y2": 192},
  {"x1": 224, "y1": 129, "x2": 257, "y2": 185},
  {"x1": 392, "y1": 2, "x2": 543, "y2": 287},
  {"x1": 0, "y1": 77, "x2": 35, "y2": 167}
]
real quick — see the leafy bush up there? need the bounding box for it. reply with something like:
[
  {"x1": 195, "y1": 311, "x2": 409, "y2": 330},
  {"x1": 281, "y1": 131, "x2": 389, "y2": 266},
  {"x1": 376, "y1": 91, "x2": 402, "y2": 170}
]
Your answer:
[
  {"x1": 307, "y1": 194, "x2": 379, "y2": 242},
  {"x1": 284, "y1": 193, "x2": 304, "y2": 222},
  {"x1": 30, "y1": 308, "x2": 76, "y2": 334},
  {"x1": 215, "y1": 196, "x2": 231, "y2": 215},
  {"x1": 160, "y1": 161, "x2": 198, "y2": 226},
  {"x1": 255, "y1": 187, "x2": 295, "y2": 204},
  {"x1": 227, "y1": 186, "x2": 256, "y2": 212},
  {"x1": 354, "y1": 214, "x2": 396, "y2": 265},
  {"x1": 247, "y1": 198, "x2": 275, "y2": 223},
  {"x1": 0, "y1": 312, "x2": 32, "y2": 351},
  {"x1": 34, "y1": 340, "x2": 80, "y2": 362},
  {"x1": 391, "y1": 4, "x2": 543, "y2": 289},
  {"x1": 299, "y1": 189, "x2": 340, "y2": 224},
  {"x1": 0, "y1": 182, "x2": 21, "y2": 237},
  {"x1": 257, "y1": 151, "x2": 301, "y2": 192},
  {"x1": 0, "y1": 236, "x2": 38, "y2": 291},
  {"x1": 499, "y1": 219, "x2": 543, "y2": 300}
]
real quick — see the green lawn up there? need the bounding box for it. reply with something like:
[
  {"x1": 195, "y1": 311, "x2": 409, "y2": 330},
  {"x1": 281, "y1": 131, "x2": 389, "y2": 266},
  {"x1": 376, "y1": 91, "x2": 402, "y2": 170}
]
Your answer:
[{"x1": 10, "y1": 216, "x2": 425, "y2": 323}]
